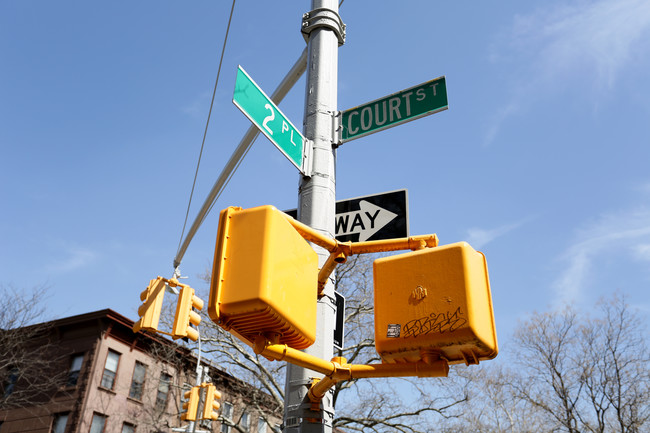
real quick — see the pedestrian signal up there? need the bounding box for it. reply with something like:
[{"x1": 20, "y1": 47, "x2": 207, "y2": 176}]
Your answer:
[
  {"x1": 373, "y1": 242, "x2": 498, "y2": 365},
  {"x1": 208, "y1": 205, "x2": 319, "y2": 349}
]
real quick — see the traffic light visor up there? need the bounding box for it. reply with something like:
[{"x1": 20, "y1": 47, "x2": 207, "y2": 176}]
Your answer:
[
  {"x1": 373, "y1": 242, "x2": 498, "y2": 365},
  {"x1": 209, "y1": 205, "x2": 319, "y2": 349}
]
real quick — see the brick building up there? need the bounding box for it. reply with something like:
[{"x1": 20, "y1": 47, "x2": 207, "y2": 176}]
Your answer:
[{"x1": 0, "y1": 309, "x2": 282, "y2": 433}]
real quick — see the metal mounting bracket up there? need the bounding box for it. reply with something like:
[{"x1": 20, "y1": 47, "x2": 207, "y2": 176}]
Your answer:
[
  {"x1": 332, "y1": 111, "x2": 342, "y2": 148},
  {"x1": 301, "y1": 8, "x2": 346, "y2": 46},
  {"x1": 302, "y1": 138, "x2": 314, "y2": 178}
]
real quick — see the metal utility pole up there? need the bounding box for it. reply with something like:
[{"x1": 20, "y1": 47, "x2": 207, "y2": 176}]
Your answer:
[{"x1": 284, "y1": 1, "x2": 344, "y2": 432}]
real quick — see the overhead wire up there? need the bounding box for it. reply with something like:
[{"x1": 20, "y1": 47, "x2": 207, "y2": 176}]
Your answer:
[
  {"x1": 172, "y1": 47, "x2": 307, "y2": 270},
  {"x1": 174, "y1": 1, "x2": 347, "y2": 270},
  {"x1": 176, "y1": 0, "x2": 237, "y2": 258},
  {"x1": 202, "y1": 138, "x2": 255, "y2": 221}
]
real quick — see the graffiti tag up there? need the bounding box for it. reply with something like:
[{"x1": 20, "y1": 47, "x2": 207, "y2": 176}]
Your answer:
[{"x1": 402, "y1": 307, "x2": 467, "y2": 338}]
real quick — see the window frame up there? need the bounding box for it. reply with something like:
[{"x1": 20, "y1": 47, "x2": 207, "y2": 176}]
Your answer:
[
  {"x1": 67, "y1": 354, "x2": 84, "y2": 387},
  {"x1": 240, "y1": 411, "x2": 250, "y2": 431},
  {"x1": 100, "y1": 350, "x2": 121, "y2": 391},
  {"x1": 155, "y1": 372, "x2": 172, "y2": 411},
  {"x1": 51, "y1": 412, "x2": 70, "y2": 433},
  {"x1": 89, "y1": 412, "x2": 107, "y2": 433},
  {"x1": 3, "y1": 366, "x2": 19, "y2": 398},
  {"x1": 121, "y1": 422, "x2": 136, "y2": 433},
  {"x1": 128, "y1": 361, "x2": 147, "y2": 401},
  {"x1": 257, "y1": 416, "x2": 267, "y2": 433},
  {"x1": 221, "y1": 402, "x2": 234, "y2": 433}
]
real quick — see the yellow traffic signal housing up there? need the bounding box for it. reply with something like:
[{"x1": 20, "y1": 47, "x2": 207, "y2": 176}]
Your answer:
[
  {"x1": 133, "y1": 277, "x2": 166, "y2": 333},
  {"x1": 181, "y1": 386, "x2": 200, "y2": 421},
  {"x1": 172, "y1": 286, "x2": 204, "y2": 342},
  {"x1": 209, "y1": 205, "x2": 319, "y2": 350},
  {"x1": 373, "y1": 242, "x2": 498, "y2": 365},
  {"x1": 201, "y1": 383, "x2": 221, "y2": 420}
]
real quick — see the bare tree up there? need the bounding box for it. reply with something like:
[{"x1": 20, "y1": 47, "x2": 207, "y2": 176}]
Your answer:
[
  {"x1": 436, "y1": 363, "x2": 548, "y2": 433},
  {"x1": 124, "y1": 337, "x2": 197, "y2": 433},
  {"x1": 583, "y1": 295, "x2": 650, "y2": 432},
  {"x1": 155, "y1": 277, "x2": 284, "y2": 432},
  {"x1": 198, "y1": 322, "x2": 284, "y2": 433},
  {"x1": 488, "y1": 294, "x2": 650, "y2": 433},
  {"x1": 0, "y1": 284, "x2": 68, "y2": 410},
  {"x1": 511, "y1": 307, "x2": 584, "y2": 432},
  {"x1": 426, "y1": 294, "x2": 649, "y2": 433}
]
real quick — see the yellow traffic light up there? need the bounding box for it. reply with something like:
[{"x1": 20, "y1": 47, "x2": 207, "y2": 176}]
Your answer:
[
  {"x1": 172, "y1": 286, "x2": 204, "y2": 341},
  {"x1": 201, "y1": 383, "x2": 221, "y2": 420},
  {"x1": 181, "y1": 386, "x2": 200, "y2": 421},
  {"x1": 373, "y1": 242, "x2": 498, "y2": 365},
  {"x1": 133, "y1": 277, "x2": 166, "y2": 333},
  {"x1": 209, "y1": 205, "x2": 319, "y2": 350}
]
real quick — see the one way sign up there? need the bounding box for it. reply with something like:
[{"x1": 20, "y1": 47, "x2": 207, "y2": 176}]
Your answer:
[
  {"x1": 335, "y1": 190, "x2": 408, "y2": 242},
  {"x1": 335, "y1": 201, "x2": 396, "y2": 241},
  {"x1": 285, "y1": 189, "x2": 408, "y2": 242}
]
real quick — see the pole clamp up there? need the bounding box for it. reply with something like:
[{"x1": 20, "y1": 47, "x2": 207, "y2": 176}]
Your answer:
[
  {"x1": 301, "y1": 8, "x2": 346, "y2": 46},
  {"x1": 332, "y1": 111, "x2": 342, "y2": 148}
]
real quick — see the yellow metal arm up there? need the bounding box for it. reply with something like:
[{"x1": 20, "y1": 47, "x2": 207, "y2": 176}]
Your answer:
[
  {"x1": 252, "y1": 337, "x2": 449, "y2": 403},
  {"x1": 283, "y1": 212, "x2": 438, "y2": 294},
  {"x1": 284, "y1": 212, "x2": 438, "y2": 254}
]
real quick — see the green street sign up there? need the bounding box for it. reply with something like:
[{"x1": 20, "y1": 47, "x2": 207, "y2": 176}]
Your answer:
[
  {"x1": 233, "y1": 66, "x2": 308, "y2": 174},
  {"x1": 340, "y1": 76, "x2": 448, "y2": 143}
]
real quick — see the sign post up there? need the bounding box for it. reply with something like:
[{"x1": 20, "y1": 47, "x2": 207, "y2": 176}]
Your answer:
[
  {"x1": 284, "y1": 1, "x2": 341, "y2": 432},
  {"x1": 340, "y1": 76, "x2": 448, "y2": 143}
]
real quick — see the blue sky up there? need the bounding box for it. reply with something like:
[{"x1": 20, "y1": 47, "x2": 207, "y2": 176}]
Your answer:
[{"x1": 2, "y1": 0, "x2": 650, "y2": 351}]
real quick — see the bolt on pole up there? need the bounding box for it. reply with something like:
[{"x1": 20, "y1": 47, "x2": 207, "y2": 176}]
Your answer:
[{"x1": 284, "y1": 1, "x2": 342, "y2": 432}]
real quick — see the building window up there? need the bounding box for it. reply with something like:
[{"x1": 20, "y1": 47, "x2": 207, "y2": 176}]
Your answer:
[
  {"x1": 128, "y1": 362, "x2": 146, "y2": 400},
  {"x1": 100, "y1": 350, "x2": 120, "y2": 390},
  {"x1": 67, "y1": 354, "x2": 84, "y2": 387},
  {"x1": 257, "y1": 417, "x2": 267, "y2": 433},
  {"x1": 89, "y1": 413, "x2": 107, "y2": 433},
  {"x1": 3, "y1": 367, "x2": 18, "y2": 397},
  {"x1": 155, "y1": 373, "x2": 172, "y2": 410},
  {"x1": 121, "y1": 422, "x2": 136, "y2": 433},
  {"x1": 51, "y1": 412, "x2": 69, "y2": 433},
  {"x1": 221, "y1": 402, "x2": 233, "y2": 433},
  {"x1": 240, "y1": 411, "x2": 250, "y2": 431}
]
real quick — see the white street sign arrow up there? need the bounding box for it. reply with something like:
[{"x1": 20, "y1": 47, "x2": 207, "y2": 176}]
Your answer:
[
  {"x1": 335, "y1": 200, "x2": 398, "y2": 242},
  {"x1": 284, "y1": 189, "x2": 408, "y2": 242}
]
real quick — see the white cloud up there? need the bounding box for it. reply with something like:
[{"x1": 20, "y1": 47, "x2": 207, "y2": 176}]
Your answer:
[
  {"x1": 553, "y1": 207, "x2": 650, "y2": 305},
  {"x1": 514, "y1": 1, "x2": 650, "y2": 83},
  {"x1": 46, "y1": 245, "x2": 97, "y2": 273},
  {"x1": 633, "y1": 243, "x2": 650, "y2": 262},
  {"x1": 466, "y1": 217, "x2": 532, "y2": 249},
  {"x1": 181, "y1": 91, "x2": 212, "y2": 117},
  {"x1": 486, "y1": 0, "x2": 650, "y2": 144}
]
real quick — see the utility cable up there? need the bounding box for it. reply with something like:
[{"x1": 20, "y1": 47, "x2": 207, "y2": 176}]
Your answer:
[
  {"x1": 173, "y1": 0, "x2": 349, "y2": 269},
  {"x1": 177, "y1": 0, "x2": 237, "y2": 258}
]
